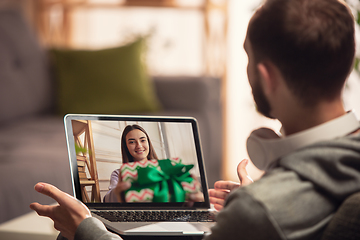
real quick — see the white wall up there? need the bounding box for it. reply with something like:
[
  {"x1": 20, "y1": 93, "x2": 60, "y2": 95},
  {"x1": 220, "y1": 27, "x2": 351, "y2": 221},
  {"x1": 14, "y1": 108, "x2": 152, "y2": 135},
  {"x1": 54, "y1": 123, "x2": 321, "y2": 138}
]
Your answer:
[
  {"x1": 164, "y1": 122, "x2": 199, "y2": 176},
  {"x1": 225, "y1": 0, "x2": 281, "y2": 181},
  {"x1": 72, "y1": 7, "x2": 203, "y2": 76}
]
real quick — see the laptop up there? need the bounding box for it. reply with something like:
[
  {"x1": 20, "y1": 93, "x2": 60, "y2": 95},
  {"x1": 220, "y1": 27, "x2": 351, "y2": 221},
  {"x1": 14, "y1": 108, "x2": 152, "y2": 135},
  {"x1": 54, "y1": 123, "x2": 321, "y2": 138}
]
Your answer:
[{"x1": 64, "y1": 114, "x2": 217, "y2": 236}]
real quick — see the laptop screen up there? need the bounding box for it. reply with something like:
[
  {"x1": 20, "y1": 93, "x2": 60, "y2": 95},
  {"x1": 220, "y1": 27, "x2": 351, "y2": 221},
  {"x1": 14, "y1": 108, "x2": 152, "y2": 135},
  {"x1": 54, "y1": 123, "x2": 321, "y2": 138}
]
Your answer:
[{"x1": 64, "y1": 114, "x2": 210, "y2": 209}]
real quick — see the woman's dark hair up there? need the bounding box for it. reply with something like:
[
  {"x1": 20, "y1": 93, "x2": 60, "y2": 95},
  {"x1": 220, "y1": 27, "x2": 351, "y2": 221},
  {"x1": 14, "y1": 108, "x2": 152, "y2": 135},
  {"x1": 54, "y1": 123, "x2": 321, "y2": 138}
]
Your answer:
[{"x1": 121, "y1": 124, "x2": 158, "y2": 163}]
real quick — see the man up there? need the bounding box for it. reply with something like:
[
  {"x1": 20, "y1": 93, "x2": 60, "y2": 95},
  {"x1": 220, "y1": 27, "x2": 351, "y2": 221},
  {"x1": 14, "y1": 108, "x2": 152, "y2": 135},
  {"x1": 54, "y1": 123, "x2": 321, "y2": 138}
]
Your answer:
[{"x1": 30, "y1": 0, "x2": 360, "y2": 239}]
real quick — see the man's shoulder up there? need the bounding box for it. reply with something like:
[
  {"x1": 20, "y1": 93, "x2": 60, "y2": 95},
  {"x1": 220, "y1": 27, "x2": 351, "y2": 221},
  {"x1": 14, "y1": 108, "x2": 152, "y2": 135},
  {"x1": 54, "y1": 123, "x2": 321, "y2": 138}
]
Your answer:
[
  {"x1": 228, "y1": 167, "x2": 336, "y2": 239},
  {"x1": 239, "y1": 166, "x2": 334, "y2": 208},
  {"x1": 208, "y1": 181, "x2": 285, "y2": 240},
  {"x1": 232, "y1": 167, "x2": 304, "y2": 208}
]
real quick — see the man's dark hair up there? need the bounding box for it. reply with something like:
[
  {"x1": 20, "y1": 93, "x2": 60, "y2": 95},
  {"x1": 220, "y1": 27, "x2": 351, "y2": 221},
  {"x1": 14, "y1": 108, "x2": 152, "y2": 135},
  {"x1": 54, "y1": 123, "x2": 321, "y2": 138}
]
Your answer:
[{"x1": 248, "y1": 0, "x2": 355, "y2": 105}]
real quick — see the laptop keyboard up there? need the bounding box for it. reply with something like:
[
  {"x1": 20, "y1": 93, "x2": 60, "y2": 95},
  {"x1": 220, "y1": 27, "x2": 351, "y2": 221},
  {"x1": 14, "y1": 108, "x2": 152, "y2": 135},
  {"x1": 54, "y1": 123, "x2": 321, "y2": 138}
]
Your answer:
[{"x1": 93, "y1": 210, "x2": 216, "y2": 222}]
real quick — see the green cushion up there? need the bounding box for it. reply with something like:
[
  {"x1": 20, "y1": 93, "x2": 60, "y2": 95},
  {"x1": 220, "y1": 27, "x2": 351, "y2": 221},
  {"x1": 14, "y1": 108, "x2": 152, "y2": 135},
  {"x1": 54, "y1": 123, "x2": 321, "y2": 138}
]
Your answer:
[{"x1": 50, "y1": 38, "x2": 161, "y2": 116}]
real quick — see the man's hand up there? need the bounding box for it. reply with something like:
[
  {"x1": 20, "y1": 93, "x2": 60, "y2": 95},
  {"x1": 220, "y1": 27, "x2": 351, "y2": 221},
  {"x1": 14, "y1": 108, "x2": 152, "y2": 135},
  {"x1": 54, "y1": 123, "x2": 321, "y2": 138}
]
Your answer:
[
  {"x1": 30, "y1": 182, "x2": 92, "y2": 240},
  {"x1": 208, "y1": 180, "x2": 240, "y2": 211},
  {"x1": 208, "y1": 159, "x2": 254, "y2": 211},
  {"x1": 236, "y1": 159, "x2": 254, "y2": 186}
]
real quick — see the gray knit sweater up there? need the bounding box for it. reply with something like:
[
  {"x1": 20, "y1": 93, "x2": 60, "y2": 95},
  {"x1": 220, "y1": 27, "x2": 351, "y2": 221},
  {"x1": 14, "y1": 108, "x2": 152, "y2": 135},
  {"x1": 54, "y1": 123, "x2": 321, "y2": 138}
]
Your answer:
[{"x1": 205, "y1": 133, "x2": 360, "y2": 240}]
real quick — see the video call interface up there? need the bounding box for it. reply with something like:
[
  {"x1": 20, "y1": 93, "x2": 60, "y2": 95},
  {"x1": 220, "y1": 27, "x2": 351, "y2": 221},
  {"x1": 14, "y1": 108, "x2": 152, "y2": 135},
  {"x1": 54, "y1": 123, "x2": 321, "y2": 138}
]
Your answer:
[{"x1": 70, "y1": 118, "x2": 205, "y2": 204}]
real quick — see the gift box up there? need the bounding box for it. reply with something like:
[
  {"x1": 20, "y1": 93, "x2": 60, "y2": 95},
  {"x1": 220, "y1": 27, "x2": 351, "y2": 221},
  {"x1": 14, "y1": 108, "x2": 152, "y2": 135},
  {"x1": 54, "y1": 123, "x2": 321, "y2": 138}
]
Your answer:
[{"x1": 120, "y1": 158, "x2": 201, "y2": 202}]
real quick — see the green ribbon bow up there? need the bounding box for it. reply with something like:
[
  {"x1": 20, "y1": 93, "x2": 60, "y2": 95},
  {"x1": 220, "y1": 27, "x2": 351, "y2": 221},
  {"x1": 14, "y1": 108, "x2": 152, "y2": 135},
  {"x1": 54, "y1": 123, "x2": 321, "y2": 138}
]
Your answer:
[{"x1": 128, "y1": 159, "x2": 194, "y2": 202}]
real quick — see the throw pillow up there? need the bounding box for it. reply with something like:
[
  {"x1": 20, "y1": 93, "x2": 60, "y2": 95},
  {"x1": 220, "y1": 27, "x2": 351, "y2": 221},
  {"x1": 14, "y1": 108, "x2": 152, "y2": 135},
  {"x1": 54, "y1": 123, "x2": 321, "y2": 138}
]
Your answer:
[{"x1": 50, "y1": 38, "x2": 161, "y2": 116}]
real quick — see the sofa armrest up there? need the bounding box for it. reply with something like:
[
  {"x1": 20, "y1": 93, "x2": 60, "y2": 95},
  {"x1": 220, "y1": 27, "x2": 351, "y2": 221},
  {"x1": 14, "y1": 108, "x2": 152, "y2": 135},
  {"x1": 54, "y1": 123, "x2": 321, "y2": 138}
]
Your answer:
[{"x1": 152, "y1": 76, "x2": 221, "y2": 112}]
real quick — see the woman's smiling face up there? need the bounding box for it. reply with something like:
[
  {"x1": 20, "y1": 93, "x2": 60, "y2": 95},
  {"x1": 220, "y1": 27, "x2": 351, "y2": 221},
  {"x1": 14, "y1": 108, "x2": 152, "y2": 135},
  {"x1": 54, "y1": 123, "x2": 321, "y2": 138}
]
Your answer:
[{"x1": 125, "y1": 129, "x2": 149, "y2": 161}]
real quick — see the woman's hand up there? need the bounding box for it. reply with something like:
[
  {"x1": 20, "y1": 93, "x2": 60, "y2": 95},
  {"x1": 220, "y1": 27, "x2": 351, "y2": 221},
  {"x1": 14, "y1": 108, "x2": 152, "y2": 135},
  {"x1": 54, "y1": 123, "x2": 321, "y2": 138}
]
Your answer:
[
  {"x1": 113, "y1": 181, "x2": 131, "y2": 202},
  {"x1": 208, "y1": 159, "x2": 254, "y2": 211},
  {"x1": 185, "y1": 173, "x2": 205, "y2": 203},
  {"x1": 188, "y1": 191, "x2": 205, "y2": 202},
  {"x1": 30, "y1": 182, "x2": 92, "y2": 240}
]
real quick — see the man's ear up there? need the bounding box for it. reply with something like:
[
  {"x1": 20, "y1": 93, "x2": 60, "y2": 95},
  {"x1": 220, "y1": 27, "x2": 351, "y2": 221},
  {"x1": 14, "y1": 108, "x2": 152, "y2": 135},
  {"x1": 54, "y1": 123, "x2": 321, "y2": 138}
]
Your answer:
[{"x1": 257, "y1": 62, "x2": 279, "y2": 95}]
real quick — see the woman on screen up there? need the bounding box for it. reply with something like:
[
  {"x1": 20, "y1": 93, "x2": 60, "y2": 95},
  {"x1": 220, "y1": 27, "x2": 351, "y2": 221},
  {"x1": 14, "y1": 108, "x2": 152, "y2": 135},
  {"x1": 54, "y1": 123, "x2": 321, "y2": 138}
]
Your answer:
[
  {"x1": 104, "y1": 124, "x2": 204, "y2": 203},
  {"x1": 103, "y1": 125, "x2": 158, "y2": 202}
]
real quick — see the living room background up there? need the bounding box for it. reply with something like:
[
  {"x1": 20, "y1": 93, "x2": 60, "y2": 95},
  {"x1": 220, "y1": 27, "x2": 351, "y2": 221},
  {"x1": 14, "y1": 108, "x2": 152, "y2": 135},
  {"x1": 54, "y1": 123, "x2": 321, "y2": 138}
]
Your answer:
[{"x1": 20, "y1": 0, "x2": 360, "y2": 182}]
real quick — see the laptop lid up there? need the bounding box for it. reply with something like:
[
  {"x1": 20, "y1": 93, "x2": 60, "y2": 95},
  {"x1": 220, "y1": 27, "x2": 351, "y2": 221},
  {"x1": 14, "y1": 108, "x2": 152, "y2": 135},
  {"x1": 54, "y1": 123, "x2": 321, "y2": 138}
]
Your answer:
[
  {"x1": 64, "y1": 114, "x2": 212, "y2": 211},
  {"x1": 64, "y1": 114, "x2": 215, "y2": 235}
]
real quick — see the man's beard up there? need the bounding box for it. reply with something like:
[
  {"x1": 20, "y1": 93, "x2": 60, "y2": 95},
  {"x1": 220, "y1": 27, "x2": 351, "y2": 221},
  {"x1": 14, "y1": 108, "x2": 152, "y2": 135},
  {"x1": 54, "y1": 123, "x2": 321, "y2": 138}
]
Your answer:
[{"x1": 251, "y1": 73, "x2": 274, "y2": 119}]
